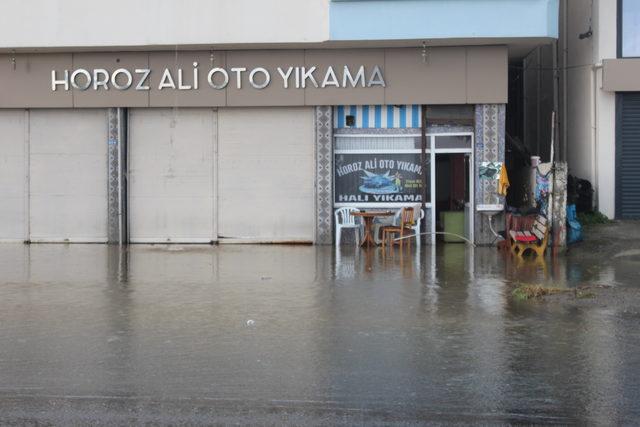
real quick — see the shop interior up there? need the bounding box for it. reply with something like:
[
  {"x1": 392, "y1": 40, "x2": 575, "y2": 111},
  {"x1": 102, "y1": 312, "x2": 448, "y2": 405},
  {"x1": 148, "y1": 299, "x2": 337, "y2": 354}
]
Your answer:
[{"x1": 435, "y1": 153, "x2": 471, "y2": 243}]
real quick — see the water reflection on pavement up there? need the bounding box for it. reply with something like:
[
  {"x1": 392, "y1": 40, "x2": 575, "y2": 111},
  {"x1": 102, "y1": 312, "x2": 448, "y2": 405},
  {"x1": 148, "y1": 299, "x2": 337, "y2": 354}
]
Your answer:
[{"x1": 0, "y1": 243, "x2": 638, "y2": 425}]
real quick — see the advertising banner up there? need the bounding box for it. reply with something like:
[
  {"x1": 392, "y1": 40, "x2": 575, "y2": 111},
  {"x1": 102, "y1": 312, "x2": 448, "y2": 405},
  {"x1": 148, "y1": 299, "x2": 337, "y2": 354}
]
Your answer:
[{"x1": 334, "y1": 153, "x2": 426, "y2": 204}]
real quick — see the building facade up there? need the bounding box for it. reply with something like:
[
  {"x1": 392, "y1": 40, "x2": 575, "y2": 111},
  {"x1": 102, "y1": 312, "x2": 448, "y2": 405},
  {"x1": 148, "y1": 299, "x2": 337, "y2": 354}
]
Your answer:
[
  {"x1": 0, "y1": 0, "x2": 559, "y2": 244},
  {"x1": 561, "y1": 0, "x2": 640, "y2": 219}
]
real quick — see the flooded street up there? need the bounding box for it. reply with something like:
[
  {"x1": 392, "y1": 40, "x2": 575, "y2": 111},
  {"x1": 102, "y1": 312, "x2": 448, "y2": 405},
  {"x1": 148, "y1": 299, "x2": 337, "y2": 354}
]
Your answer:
[{"x1": 1, "y1": 225, "x2": 640, "y2": 424}]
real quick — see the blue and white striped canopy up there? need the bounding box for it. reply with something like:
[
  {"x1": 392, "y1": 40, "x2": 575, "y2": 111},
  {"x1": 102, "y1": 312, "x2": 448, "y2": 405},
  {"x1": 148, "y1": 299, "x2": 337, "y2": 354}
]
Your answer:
[{"x1": 334, "y1": 105, "x2": 421, "y2": 129}]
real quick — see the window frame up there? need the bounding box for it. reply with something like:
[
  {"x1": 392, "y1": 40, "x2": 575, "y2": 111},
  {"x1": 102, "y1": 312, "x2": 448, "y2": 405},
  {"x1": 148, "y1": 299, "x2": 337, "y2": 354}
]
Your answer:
[
  {"x1": 618, "y1": 0, "x2": 623, "y2": 58},
  {"x1": 618, "y1": 0, "x2": 640, "y2": 58},
  {"x1": 333, "y1": 133, "x2": 428, "y2": 208},
  {"x1": 332, "y1": 132, "x2": 474, "y2": 208}
]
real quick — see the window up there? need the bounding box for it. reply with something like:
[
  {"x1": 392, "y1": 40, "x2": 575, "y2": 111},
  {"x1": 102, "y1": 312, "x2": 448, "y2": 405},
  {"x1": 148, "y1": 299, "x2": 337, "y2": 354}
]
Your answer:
[
  {"x1": 425, "y1": 105, "x2": 474, "y2": 126},
  {"x1": 621, "y1": 0, "x2": 640, "y2": 57},
  {"x1": 434, "y1": 135, "x2": 473, "y2": 150},
  {"x1": 334, "y1": 135, "x2": 429, "y2": 207}
]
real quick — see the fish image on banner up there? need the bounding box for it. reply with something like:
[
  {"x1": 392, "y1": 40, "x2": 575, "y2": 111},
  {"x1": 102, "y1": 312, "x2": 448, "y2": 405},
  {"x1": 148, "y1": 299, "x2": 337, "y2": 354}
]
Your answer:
[{"x1": 359, "y1": 170, "x2": 398, "y2": 194}]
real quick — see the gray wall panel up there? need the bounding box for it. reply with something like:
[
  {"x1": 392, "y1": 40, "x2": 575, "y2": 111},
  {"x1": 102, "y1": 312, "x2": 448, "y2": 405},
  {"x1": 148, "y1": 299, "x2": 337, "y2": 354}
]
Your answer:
[
  {"x1": 218, "y1": 107, "x2": 315, "y2": 242},
  {"x1": 384, "y1": 47, "x2": 466, "y2": 105},
  {"x1": 304, "y1": 49, "x2": 385, "y2": 106},
  {"x1": 0, "y1": 110, "x2": 27, "y2": 240},
  {"x1": 72, "y1": 53, "x2": 150, "y2": 108},
  {"x1": 29, "y1": 109, "x2": 108, "y2": 242},
  {"x1": 466, "y1": 46, "x2": 509, "y2": 104},
  {"x1": 0, "y1": 47, "x2": 509, "y2": 108},
  {"x1": 604, "y1": 59, "x2": 640, "y2": 92},
  {"x1": 226, "y1": 50, "x2": 305, "y2": 107},
  {"x1": 128, "y1": 108, "x2": 217, "y2": 242},
  {"x1": 0, "y1": 54, "x2": 73, "y2": 108},
  {"x1": 149, "y1": 52, "x2": 227, "y2": 107}
]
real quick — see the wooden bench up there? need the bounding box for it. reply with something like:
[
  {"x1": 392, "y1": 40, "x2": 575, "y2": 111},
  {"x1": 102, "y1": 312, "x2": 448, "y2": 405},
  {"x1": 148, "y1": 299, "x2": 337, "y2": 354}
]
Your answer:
[{"x1": 509, "y1": 215, "x2": 549, "y2": 258}]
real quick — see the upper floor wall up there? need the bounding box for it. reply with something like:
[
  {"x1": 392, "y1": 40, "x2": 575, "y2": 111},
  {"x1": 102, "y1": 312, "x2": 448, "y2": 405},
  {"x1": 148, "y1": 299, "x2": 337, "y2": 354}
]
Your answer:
[
  {"x1": 330, "y1": 0, "x2": 559, "y2": 41},
  {"x1": 1, "y1": 0, "x2": 558, "y2": 51},
  {"x1": 0, "y1": 0, "x2": 329, "y2": 50},
  {"x1": 561, "y1": 0, "x2": 640, "y2": 93}
]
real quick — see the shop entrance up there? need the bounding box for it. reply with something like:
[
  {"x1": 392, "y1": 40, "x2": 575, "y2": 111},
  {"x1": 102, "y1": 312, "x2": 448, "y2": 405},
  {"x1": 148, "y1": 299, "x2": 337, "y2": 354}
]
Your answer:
[
  {"x1": 429, "y1": 134, "x2": 474, "y2": 244},
  {"x1": 331, "y1": 105, "x2": 476, "y2": 245},
  {"x1": 434, "y1": 153, "x2": 471, "y2": 243}
]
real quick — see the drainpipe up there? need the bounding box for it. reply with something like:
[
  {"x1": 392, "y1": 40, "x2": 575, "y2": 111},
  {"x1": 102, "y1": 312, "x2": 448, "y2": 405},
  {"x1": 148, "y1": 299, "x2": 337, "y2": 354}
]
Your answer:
[
  {"x1": 420, "y1": 104, "x2": 427, "y2": 243},
  {"x1": 562, "y1": 0, "x2": 568, "y2": 161},
  {"x1": 591, "y1": 62, "x2": 603, "y2": 211}
]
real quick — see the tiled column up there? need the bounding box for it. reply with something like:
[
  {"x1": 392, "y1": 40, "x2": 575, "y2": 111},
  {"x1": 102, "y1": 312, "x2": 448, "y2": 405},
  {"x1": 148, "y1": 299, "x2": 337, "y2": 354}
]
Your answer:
[
  {"x1": 552, "y1": 162, "x2": 568, "y2": 248},
  {"x1": 315, "y1": 106, "x2": 333, "y2": 245},
  {"x1": 107, "y1": 108, "x2": 128, "y2": 244},
  {"x1": 474, "y1": 104, "x2": 506, "y2": 245}
]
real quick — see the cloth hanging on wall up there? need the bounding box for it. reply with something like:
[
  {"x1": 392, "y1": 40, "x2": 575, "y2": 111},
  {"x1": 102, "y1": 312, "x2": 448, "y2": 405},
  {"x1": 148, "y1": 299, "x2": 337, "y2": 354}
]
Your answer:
[
  {"x1": 535, "y1": 163, "x2": 553, "y2": 217},
  {"x1": 498, "y1": 163, "x2": 510, "y2": 196}
]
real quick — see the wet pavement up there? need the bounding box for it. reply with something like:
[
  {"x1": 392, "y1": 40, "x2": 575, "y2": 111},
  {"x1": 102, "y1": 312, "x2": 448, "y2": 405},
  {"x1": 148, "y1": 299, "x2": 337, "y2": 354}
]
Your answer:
[{"x1": 1, "y1": 223, "x2": 640, "y2": 425}]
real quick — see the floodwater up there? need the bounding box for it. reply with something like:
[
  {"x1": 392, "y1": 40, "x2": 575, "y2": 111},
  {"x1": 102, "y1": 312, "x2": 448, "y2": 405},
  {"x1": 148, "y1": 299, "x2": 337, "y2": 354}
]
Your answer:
[{"x1": 0, "y1": 238, "x2": 639, "y2": 425}]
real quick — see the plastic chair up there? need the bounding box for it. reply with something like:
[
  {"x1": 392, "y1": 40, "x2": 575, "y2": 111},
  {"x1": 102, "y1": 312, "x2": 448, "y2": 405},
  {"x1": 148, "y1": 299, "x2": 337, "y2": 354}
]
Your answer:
[{"x1": 334, "y1": 207, "x2": 361, "y2": 246}]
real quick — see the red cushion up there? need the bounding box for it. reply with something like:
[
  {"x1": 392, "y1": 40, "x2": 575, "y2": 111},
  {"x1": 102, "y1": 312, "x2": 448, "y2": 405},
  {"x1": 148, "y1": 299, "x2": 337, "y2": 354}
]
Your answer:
[{"x1": 514, "y1": 234, "x2": 537, "y2": 243}]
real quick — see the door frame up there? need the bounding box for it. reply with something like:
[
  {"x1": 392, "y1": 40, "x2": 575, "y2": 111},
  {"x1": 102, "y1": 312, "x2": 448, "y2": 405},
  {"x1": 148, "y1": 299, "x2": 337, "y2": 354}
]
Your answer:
[{"x1": 430, "y1": 132, "x2": 475, "y2": 245}]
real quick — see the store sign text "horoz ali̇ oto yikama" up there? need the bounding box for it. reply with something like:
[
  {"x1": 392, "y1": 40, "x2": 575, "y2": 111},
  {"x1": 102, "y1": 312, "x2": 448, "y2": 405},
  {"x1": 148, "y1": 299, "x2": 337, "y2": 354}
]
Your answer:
[{"x1": 50, "y1": 64, "x2": 386, "y2": 91}]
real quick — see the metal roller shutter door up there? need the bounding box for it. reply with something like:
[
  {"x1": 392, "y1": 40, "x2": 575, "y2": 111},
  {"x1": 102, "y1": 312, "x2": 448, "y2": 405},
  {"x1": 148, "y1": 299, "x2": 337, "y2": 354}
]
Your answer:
[
  {"x1": 129, "y1": 108, "x2": 217, "y2": 243},
  {"x1": 29, "y1": 109, "x2": 108, "y2": 242},
  {"x1": 218, "y1": 107, "x2": 315, "y2": 242},
  {"x1": 617, "y1": 93, "x2": 640, "y2": 219},
  {"x1": 0, "y1": 110, "x2": 27, "y2": 241}
]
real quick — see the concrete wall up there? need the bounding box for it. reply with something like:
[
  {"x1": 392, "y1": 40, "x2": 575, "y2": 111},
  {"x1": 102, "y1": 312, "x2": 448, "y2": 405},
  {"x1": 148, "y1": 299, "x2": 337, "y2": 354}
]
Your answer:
[
  {"x1": 563, "y1": 0, "x2": 594, "y2": 181},
  {"x1": 561, "y1": 0, "x2": 617, "y2": 217},
  {"x1": 0, "y1": 0, "x2": 328, "y2": 49},
  {"x1": 128, "y1": 108, "x2": 217, "y2": 243},
  {"x1": 330, "y1": 0, "x2": 559, "y2": 40},
  {"x1": 218, "y1": 107, "x2": 316, "y2": 242},
  {"x1": 523, "y1": 44, "x2": 555, "y2": 162},
  {"x1": 594, "y1": 0, "x2": 617, "y2": 218},
  {"x1": 29, "y1": 110, "x2": 108, "y2": 242},
  {"x1": 1, "y1": 0, "x2": 561, "y2": 50},
  {"x1": 0, "y1": 110, "x2": 27, "y2": 241}
]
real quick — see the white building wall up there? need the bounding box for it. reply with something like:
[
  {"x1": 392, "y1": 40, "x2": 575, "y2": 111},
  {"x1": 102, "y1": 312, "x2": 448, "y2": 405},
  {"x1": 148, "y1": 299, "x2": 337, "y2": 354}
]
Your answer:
[
  {"x1": 0, "y1": 110, "x2": 27, "y2": 241},
  {"x1": 218, "y1": 107, "x2": 315, "y2": 242},
  {"x1": 563, "y1": 0, "x2": 617, "y2": 218},
  {"x1": 128, "y1": 108, "x2": 217, "y2": 243},
  {"x1": 594, "y1": 0, "x2": 618, "y2": 218},
  {"x1": 29, "y1": 109, "x2": 108, "y2": 242},
  {"x1": 0, "y1": 0, "x2": 329, "y2": 49},
  {"x1": 565, "y1": 67, "x2": 592, "y2": 179},
  {"x1": 564, "y1": 0, "x2": 594, "y2": 181}
]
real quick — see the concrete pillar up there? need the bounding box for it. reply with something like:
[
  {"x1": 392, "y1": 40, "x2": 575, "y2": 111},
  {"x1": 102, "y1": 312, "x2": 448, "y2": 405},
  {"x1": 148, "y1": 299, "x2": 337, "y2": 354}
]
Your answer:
[
  {"x1": 552, "y1": 162, "x2": 568, "y2": 249},
  {"x1": 107, "y1": 108, "x2": 128, "y2": 244}
]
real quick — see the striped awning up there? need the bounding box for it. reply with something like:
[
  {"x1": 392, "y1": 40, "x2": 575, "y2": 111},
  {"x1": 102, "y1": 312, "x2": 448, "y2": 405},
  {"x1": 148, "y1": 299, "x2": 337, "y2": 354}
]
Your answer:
[{"x1": 334, "y1": 105, "x2": 421, "y2": 129}]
